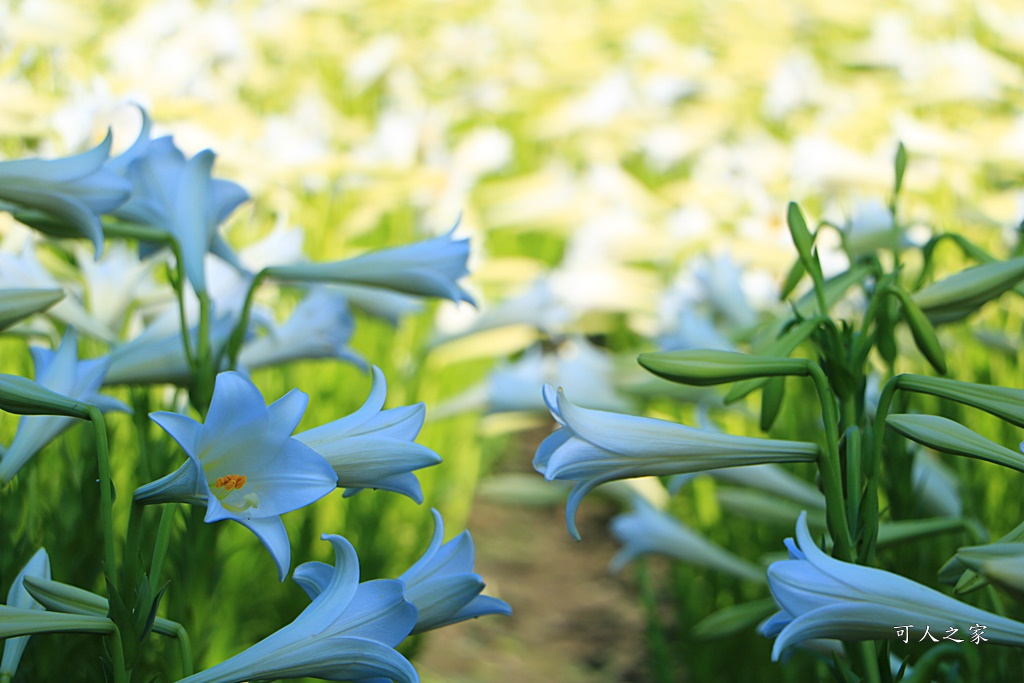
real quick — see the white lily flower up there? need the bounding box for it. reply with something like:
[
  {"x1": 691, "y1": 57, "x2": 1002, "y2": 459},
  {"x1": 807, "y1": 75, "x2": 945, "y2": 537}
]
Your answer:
[
  {"x1": 0, "y1": 549, "x2": 50, "y2": 679},
  {"x1": 534, "y1": 386, "x2": 819, "y2": 539},
  {"x1": 135, "y1": 372, "x2": 338, "y2": 580},
  {"x1": 239, "y1": 289, "x2": 363, "y2": 371},
  {"x1": 0, "y1": 328, "x2": 127, "y2": 483},
  {"x1": 110, "y1": 111, "x2": 248, "y2": 294},
  {"x1": 764, "y1": 513, "x2": 1024, "y2": 660},
  {"x1": 610, "y1": 499, "x2": 765, "y2": 582},
  {"x1": 178, "y1": 534, "x2": 418, "y2": 683},
  {"x1": 268, "y1": 225, "x2": 474, "y2": 305},
  {"x1": 0, "y1": 242, "x2": 115, "y2": 342},
  {"x1": 0, "y1": 131, "x2": 130, "y2": 254},
  {"x1": 294, "y1": 367, "x2": 441, "y2": 503}
]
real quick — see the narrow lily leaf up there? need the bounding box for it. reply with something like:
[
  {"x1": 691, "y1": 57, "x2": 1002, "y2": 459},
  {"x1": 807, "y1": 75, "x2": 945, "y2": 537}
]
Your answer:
[
  {"x1": 780, "y1": 258, "x2": 806, "y2": 300},
  {"x1": 896, "y1": 374, "x2": 1024, "y2": 429},
  {"x1": 893, "y1": 142, "x2": 907, "y2": 200},
  {"x1": 692, "y1": 598, "x2": 778, "y2": 640},
  {"x1": 760, "y1": 376, "x2": 786, "y2": 432},
  {"x1": 0, "y1": 288, "x2": 64, "y2": 331},
  {"x1": 885, "y1": 414, "x2": 1024, "y2": 474},
  {"x1": 875, "y1": 518, "x2": 965, "y2": 547},
  {"x1": 786, "y1": 202, "x2": 816, "y2": 274},
  {"x1": 638, "y1": 349, "x2": 809, "y2": 387},
  {"x1": 888, "y1": 287, "x2": 946, "y2": 375}
]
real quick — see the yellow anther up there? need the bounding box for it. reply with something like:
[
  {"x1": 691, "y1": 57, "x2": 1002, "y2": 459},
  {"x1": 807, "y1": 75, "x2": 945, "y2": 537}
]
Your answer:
[{"x1": 214, "y1": 474, "x2": 247, "y2": 491}]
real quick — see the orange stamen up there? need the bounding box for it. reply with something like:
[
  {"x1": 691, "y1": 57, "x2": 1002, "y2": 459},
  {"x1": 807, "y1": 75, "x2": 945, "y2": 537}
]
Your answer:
[{"x1": 214, "y1": 474, "x2": 247, "y2": 491}]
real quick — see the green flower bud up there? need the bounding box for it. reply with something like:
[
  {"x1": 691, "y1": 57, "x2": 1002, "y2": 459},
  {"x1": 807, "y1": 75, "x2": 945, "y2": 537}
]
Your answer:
[{"x1": 638, "y1": 350, "x2": 810, "y2": 387}]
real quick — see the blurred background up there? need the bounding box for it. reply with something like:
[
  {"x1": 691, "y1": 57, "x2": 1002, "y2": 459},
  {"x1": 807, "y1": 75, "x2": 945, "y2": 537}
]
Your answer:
[{"x1": 3, "y1": 0, "x2": 1024, "y2": 681}]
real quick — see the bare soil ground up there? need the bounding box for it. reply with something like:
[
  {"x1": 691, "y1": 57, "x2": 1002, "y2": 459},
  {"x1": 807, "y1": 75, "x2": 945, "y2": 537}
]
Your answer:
[{"x1": 416, "y1": 497, "x2": 651, "y2": 682}]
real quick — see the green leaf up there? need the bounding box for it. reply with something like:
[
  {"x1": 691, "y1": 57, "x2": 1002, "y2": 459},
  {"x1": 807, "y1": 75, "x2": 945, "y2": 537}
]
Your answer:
[
  {"x1": 893, "y1": 142, "x2": 907, "y2": 199},
  {"x1": 780, "y1": 258, "x2": 806, "y2": 300},
  {"x1": 691, "y1": 598, "x2": 777, "y2": 640},
  {"x1": 760, "y1": 376, "x2": 786, "y2": 432},
  {"x1": 888, "y1": 287, "x2": 946, "y2": 375},
  {"x1": 106, "y1": 576, "x2": 141, "y2": 668}
]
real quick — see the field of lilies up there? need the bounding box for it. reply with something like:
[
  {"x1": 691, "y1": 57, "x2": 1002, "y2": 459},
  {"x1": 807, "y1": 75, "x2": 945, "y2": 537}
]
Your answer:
[{"x1": 3, "y1": 0, "x2": 1024, "y2": 681}]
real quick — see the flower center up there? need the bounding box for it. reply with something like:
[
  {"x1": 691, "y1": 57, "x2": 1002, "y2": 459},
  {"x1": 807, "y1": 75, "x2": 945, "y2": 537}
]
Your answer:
[{"x1": 215, "y1": 474, "x2": 247, "y2": 491}]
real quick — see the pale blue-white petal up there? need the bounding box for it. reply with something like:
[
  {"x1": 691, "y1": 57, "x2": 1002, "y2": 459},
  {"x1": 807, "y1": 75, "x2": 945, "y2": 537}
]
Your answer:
[
  {"x1": 425, "y1": 594, "x2": 511, "y2": 632},
  {"x1": 341, "y1": 473, "x2": 425, "y2": 503},
  {"x1": 233, "y1": 515, "x2": 291, "y2": 582},
  {"x1": 266, "y1": 388, "x2": 309, "y2": 438},
  {"x1": 399, "y1": 509, "x2": 444, "y2": 582},
  {"x1": 149, "y1": 411, "x2": 203, "y2": 457},
  {"x1": 295, "y1": 366, "x2": 388, "y2": 445},
  {"x1": 293, "y1": 561, "x2": 334, "y2": 601},
  {"x1": 405, "y1": 574, "x2": 484, "y2": 634},
  {"x1": 327, "y1": 579, "x2": 417, "y2": 647}
]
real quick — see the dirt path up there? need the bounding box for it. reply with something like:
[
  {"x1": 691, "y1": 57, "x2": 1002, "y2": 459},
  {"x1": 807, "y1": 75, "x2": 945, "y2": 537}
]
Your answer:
[{"x1": 417, "y1": 496, "x2": 651, "y2": 682}]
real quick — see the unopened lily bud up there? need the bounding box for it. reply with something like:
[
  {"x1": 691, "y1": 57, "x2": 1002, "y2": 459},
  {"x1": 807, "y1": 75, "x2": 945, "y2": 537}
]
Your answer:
[
  {"x1": 639, "y1": 349, "x2": 809, "y2": 387},
  {"x1": 0, "y1": 288, "x2": 64, "y2": 332},
  {"x1": 886, "y1": 413, "x2": 1024, "y2": 474},
  {"x1": 913, "y1": 256, "x2": 1024, "y2": 324},
  {"x1": 0, "y1": 374, "x2": 92, "y2": 419},
  {"x1": 896, "y1": 374, "x2": 1024, "y2": 429}
]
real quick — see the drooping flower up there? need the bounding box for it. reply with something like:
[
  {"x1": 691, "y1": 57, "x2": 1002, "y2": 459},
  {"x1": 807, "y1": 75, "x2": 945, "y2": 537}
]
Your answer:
[
  {"x1": 0, "y1": 131, "x2": 131, "y2": 254},
  {"x1": 294, "y1": 367, "x2": 441, "y2": 503},
  {"x1": 296, "y1": 509, "x2": 511, "y2": 634},
  {"x1": 103, "y1": 313, "x2": 233, "y2": 386},
  {"x1": 177, "y1": 534, "x2": 418, "y2": 683},
  {"x1": 609, "y1": 498, "x2": 766, "y2": 582},
  {"x1": 134, "y1": 372, "x2": 338, "y2": 580},
  {"x1": 109, "y1": 110, "x2": 248, "y2": 294},
  {"x1": 763, "y1": 512, "x2": 1024, "y2": 660},
  {"x1": 0, "y1": 328, "x2": 127, "y2": 483},
  {"x1": 0, "y1": 549, "x2": 50, "y2": 679},
  {"x1": 534, "y1": 385, "x2": 819, "y2": 539},
  {"x1": 267, "y1": 224, "x2": 475, "y2": 305}
]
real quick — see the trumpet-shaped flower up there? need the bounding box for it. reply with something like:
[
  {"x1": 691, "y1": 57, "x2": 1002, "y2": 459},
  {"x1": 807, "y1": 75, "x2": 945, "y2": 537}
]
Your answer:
[
  {"x1": 135, "y1": 372, "x2": 337, "y2": 580},
  {"x1": 267, "y1": 224, "x2": 475, "y2": 305},
  {"x1": 534, "y1": 385, "x2": 819, "y2": 539},
  {"x1": 0, "y1": 328, "x2": 127, "y2": 483},
  {"x1": 297, "y1": 509, "x2": 511, "y2": 634},
  {"x1": 610, "y1": 499, "x2": 765, "y2": 582},
  {"x1": 104, "y1": 313, "x2": 233, "y2": 386},
  {"x1": 239, "y1": 289, "x2": 364, "y2": 371},
  {"x1": 1, "y1": 549, "x2": 50, "y2": 679},
  {"x1": 0, "y1": 131, "x2": 131, "y2": 254},
  {"x1": 294, "y1": 367, "x2": 441, "y2": 503},
  {"x1": 110, "y1": 113, "x2": 248, "y2": 294},
  {"x1": 763, "y1": 512, "x2": 1024, "y2": 660},
  {"x1": 397, "y1": 509, "x2": 511, "y2": 633},
  {"x1": 178, "y1": 534, "x2": 418, "y2": 683}
]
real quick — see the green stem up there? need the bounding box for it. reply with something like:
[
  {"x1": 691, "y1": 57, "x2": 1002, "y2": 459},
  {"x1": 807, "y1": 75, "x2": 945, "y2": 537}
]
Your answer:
[
  {"x1": 190, "y1": 290, "x2": 214, "y2": 416},
  {"x1": 90, "y1": 407, "x2": 129, "y2": 683},
  {"x1": 222, "y1": 267, "x2": 270, "y2": 371},
  {"x1": 172, "y1": 622, "x2": 194, "y2": 677},
  {"x1": 807, "y1": 363, "x2": 855, "y2": 562},
  {"x1": 89, "y1": 407, "x2": 117, "y2": 580},
  {"x1": 109, "y1": 624, "x2": 128, "y2": 683},
  {"x1": 856, "y1": 640, "x2": 882, "y2": 683},
  {"x1": 123, "y1": 501, "x2": 145, "y2": 595},
  {"x1": 636, "y1": 560, "x2": 673, "y2": 683}
]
